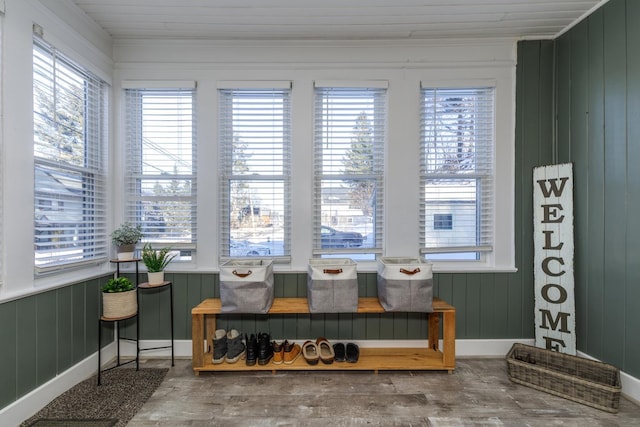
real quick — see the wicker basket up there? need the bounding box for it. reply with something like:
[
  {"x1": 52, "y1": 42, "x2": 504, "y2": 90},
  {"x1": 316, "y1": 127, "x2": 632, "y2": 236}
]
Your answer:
[
  {"x1": 506, "y1": 343, "x2": 621, "y2": 413},
  {"x1": 102, "y1": 289, "x2": 137, "y2": 319}
]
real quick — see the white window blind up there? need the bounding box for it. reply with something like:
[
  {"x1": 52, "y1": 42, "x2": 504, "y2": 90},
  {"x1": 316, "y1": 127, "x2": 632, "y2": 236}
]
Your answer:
[
  {"x1": 420, "y1": 87, "x2": 495, "y2": 260},
  {"x1": 218, "y1": 87, "x2": 291, "y2": 259},
  {"x1": 33, "y1": 37, "x2": 108, "y2": 272},
  {"x1": 124, "y1": 87, "x2": 197, "y2": 256},
  {"x1": 313, "y1": 86, "x2": 385, "y2": 258}
]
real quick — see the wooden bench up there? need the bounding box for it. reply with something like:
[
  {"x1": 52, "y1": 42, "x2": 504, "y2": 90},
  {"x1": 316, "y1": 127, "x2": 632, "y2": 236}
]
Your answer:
[{"x1": 191, "y1": 297, "x2": 455, "y2": 374}]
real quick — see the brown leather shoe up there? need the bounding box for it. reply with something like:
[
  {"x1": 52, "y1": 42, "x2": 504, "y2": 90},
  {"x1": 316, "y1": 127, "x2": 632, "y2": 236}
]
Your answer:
[
  {"x1": 302, "y1": 340, "x2": 320, "y2": 365},
  {"x1": 272, "y1": 340, "x2": 285, "y2": 364},
  {"x1": 316, "y1": 337, "x2": 335, "y2": 364},
  {"x1": 283, "y1": 341, "x2": 301, "y2": 365}
]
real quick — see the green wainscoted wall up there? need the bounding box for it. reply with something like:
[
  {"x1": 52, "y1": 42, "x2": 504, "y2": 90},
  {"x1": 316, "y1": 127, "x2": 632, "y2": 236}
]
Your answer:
[
  {"x1": 1, "y1": 265, "x2": 540, "y2": 410},
  {"x1": 121, "y1": 271, "x2": 534, "y2": 344},
  {"x1": 0, "y1": 275, "x2": 112, "y2": 409},
  {"x1": 550, "y1": 0, "x2": 640, "y2": 376}
]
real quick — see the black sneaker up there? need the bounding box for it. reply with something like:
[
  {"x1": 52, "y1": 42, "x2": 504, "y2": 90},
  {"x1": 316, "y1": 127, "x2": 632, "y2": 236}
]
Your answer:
[
  {"x1": 245, "y1": 333, "x2": 258, "y2": 366},
  {"x1": 225, "y1": 329, "x2": 246, "y2": 363},
  {"x1": 212, "y1": 329, "x2": 227, "y2": 364},
  {"x1": 257, "y1": 332, "x2": 274, "y2": 365}
]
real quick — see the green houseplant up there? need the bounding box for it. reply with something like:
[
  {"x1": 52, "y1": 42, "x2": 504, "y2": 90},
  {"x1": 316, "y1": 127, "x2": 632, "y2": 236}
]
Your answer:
[
  {"x1": 111, "y1": 222, "x2": 143, "y2": 260},
  {"x1": 142, "y1": 243, "x2": 176, "y2": 285},
  {"x1": 101, "y1": 276, "x2": 137, "y2": 318},
  {"x1": 102, "y1": 276, "x2": 135, "y2": 293}
]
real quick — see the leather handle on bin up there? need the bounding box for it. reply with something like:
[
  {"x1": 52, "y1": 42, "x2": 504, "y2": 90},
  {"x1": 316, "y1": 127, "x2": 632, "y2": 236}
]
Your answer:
[
  {"x1": 323, "y1": 268, "x2": 343, "y2": 274},
  {"x1": 399, "y1": 267, "x2": 420, "y2": 275},
  {"x1": 232, "y1": 269, "x2": 252, "y2": 278}
]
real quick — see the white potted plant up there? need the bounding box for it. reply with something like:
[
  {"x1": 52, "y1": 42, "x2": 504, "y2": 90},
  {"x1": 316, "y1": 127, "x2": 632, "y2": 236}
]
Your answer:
[
  {"x1": 111, "y1": 222, "x2": 143, "y2": 260},
  {"x1": 101, "y1": 276, "x2": 137, "y2": 318},
  {"x1": 141, "y1": 243, "x2": 176, "y2": 285}
]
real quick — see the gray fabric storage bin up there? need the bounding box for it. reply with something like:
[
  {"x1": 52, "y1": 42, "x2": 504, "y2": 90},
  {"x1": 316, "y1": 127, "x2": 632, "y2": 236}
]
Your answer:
[
  {"x1": 307, "y1": 258, "x2": 358, "y2": 313},
  {"x1": 220, "y1": 259, "x2": 274, "y2": 313},
  {"x1": 376, "y1": 257, "x2": 433, "y2": 312}
]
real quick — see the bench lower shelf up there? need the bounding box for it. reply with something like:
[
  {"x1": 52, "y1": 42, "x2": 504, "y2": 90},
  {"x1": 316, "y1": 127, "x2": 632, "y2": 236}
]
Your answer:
[
  {"x1": 191, "y1": 297, "x2": 456, "y2": 375},
  {"x1": 194, "y1": 347, "x2": 448, "y2": 373}
]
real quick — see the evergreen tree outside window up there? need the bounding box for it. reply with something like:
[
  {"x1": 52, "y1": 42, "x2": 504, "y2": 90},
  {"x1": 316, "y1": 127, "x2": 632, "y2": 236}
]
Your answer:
[
  {"x1": 33, "y1": 37, "x2": 108, "y2": 272},
  {"x1": 313, "y1": 85, "x2": 386, "y2": 258}
]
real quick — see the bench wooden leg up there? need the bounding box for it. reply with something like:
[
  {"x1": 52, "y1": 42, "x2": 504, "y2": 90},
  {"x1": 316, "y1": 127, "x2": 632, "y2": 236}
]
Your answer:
[
  {"x1": 428, "y1": 312, "x2": 440, "y2": 351},
  {"x1": 206, "y1": 314, "x2": 216, "y2": 355},
  {"x1": 442, "y1": 310, "x2": 456, "y2": 369},
  {"x1": 192, "y1": 313, "x2": 204, "y2": 370}
]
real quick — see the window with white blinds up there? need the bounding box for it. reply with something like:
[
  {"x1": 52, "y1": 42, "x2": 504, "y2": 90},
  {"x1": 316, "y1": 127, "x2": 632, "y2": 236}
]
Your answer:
[
  {"x1": 218, "y1": 85, "x2": 291, "y2": 259},
  {"x1": 420, "y1": 87, "x2": 495, "y2": 261},
  {"x1": 33, "y1": 37, "x2": 108, "y2": 272},
  {"x1": 124, "y1": 86, "x2": 197, "y2": 258},
  {"x1": 313, "y1": 85, "x2": 385, "y2": 258}
]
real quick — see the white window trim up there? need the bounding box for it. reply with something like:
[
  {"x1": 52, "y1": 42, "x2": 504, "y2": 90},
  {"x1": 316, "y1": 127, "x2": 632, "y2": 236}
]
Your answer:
[{"x1": 110, "y1": 41, "x2": 517, "y2": 274}]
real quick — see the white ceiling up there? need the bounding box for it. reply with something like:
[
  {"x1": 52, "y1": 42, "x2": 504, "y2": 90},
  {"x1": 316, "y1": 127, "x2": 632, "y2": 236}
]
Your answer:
[{"x1": 67, "y1": 0, "x2": 604, "y2": 41}]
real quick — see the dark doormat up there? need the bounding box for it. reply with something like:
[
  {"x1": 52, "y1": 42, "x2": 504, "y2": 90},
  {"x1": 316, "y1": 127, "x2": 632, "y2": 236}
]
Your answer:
[
  {"x1": 27, "y1": 419, "x2": 118, "y2": 427},
  {"x1": 21, "y1": 367, "x2": 168, "y2": 427}
]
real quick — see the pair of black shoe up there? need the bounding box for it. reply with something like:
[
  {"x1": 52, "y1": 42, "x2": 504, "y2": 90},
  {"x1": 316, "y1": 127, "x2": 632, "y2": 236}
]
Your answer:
[
  {"x1": 332, "y1": 342, "x2": 359, "y2": 363},
  {"x1": 245, "y1": 332, "x2": 273, "y2": 366}
]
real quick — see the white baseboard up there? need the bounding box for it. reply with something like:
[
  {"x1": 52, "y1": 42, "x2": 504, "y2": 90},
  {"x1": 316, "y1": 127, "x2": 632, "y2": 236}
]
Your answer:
[
  {"x1": 3, "y1": 338, "x2": 639, "y2": 426},
  {"x1": 132, "y1": 338, "x2": 535, "y2": 357},
  {"x1": 577, "y1": 350, "x2": 640, "y2": 406},
  {"x1": 0, "y1": 342, "x2": 117, "y2": 427}
]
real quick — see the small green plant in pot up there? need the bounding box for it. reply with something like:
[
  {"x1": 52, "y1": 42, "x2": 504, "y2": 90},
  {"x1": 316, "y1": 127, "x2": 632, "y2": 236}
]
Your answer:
[
  {"x1": 101, "y1": 277, "x2": 137, "y2": 318},
  {"x1": 142, "y1": 243, "x2": 176, "y2": 285},
  {"x1": 111, "y1": 222, "x2": 143, "y2": 260}
]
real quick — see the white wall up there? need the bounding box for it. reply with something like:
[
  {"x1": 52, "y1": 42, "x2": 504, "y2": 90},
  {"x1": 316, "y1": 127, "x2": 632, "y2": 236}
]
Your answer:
[
  {"x1": 112, "y1": 38, "x2": 517, "y2": 273},
  {"x1": 1, "y1": 0, "x2": 112, "y2": 299},
  {"x1": 1, "y1": 0, "x2": 517, "y2": 300}
]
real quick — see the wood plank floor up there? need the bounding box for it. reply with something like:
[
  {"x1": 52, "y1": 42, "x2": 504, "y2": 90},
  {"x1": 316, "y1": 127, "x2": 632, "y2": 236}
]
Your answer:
[{"x1": 128, "y1": 358, "x2": 640, "y2": 426}]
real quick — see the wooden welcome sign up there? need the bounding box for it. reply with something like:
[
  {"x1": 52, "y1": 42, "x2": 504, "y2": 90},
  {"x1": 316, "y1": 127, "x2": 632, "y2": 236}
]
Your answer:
[{"x1": 533, "y1": 163, "x2": 576, "y2": 355}]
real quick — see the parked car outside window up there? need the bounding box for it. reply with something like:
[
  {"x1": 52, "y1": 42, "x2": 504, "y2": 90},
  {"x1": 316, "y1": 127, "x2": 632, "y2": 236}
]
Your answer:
[
  {"x1": 321, "y1": 225, "x2": 364, "y2": 248},
  {"x1": 230, "y1": 239, "x2": 272, "y2": 257}
]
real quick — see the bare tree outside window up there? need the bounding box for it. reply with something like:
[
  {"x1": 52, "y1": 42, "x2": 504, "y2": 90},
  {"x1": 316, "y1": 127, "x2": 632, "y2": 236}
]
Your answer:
[{"x1": 420, "y1": 87, "x2": 494, "y2": 260}]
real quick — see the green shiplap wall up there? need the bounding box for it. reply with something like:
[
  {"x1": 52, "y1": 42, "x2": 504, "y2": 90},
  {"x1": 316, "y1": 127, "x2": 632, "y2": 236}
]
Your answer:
[
  {"x1": 0, "y1": 276, "x2": 108, "y2": 409},
  {"x1": 1, "y1": 268, "x2": 542, "y2": 411},
  {"x1": 550, "y1": 0, "x2": 640, "y2": 378},
  {"x1": 119, "y1": 268, "x2": 539, "y2": 347}
]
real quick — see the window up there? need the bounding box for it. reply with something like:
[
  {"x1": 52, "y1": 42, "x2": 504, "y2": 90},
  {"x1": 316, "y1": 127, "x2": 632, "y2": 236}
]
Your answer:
[
  {"x1": 420, "y1": 87, "x2": 494, "y2": 261},
  {"x1": 433, "y1": 214, "x2": 453, "y2": 231},
  {"x1": 313, "y1": 84, "x2": 385, "y2": 259},
  {"x1": 124, "y1": 85, "x2": 197, "y2": 259},
  {"x1": 33, "y1": 37, "x2": 108, "y2": 272},
  {"x1": 218, "y1": 84, "x2": 291, "y2": 259}
]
